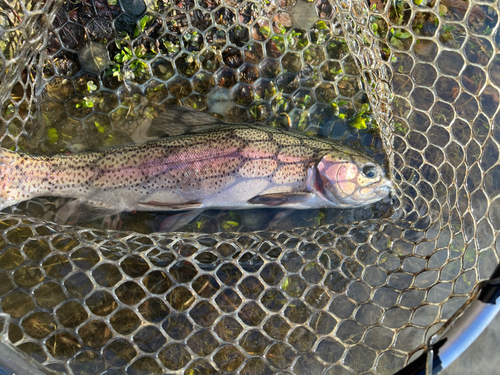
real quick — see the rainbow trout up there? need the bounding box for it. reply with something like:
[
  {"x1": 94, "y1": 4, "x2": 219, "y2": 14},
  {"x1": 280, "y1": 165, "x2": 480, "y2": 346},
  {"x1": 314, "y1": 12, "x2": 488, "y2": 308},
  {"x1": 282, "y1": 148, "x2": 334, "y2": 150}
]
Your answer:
[{"x1": 0, "y1": 109, "x2": 391, "y2": 212}]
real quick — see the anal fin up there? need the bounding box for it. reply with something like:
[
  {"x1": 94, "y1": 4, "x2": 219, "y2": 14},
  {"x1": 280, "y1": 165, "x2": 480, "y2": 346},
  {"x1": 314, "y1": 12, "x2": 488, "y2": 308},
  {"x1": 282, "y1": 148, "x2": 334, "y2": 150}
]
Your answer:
[
  {"x1": 137, "y1": 200, "x2": 203, "y2": 211},
  {"x1": 248, "y1": 192, "x2": 313, "y2": 206}
]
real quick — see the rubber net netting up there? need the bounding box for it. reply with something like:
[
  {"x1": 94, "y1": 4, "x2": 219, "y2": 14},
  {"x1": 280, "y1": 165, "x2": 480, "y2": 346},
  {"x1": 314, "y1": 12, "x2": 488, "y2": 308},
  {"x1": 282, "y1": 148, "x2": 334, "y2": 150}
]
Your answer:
[{"x1": 0, "y1": 0, "x2": 499, "y2": 374}]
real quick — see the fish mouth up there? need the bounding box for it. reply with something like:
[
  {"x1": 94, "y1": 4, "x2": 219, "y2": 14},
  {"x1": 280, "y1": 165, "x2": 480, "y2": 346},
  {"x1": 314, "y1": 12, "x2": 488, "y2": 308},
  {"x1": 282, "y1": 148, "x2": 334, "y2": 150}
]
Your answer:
[
  {"x1": 377, "y1": 179, "x2": 393, "y2": 192},
  {"x1": 360, "y1": 178, "x2": 393, "y2": 198}
]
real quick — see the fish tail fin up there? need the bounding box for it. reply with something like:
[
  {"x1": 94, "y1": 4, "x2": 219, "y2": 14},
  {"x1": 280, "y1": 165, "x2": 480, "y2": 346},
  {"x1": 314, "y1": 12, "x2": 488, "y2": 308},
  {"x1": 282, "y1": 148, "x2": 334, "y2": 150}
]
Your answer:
[{"x1": 0, "y1": 148, "x2": 22, "y2": 210}]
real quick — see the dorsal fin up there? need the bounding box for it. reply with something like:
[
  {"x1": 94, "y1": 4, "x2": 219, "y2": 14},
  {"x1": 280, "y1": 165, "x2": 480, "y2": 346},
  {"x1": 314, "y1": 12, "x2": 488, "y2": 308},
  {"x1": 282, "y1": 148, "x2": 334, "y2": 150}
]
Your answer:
[{"x1": 149, "y1": 106, "x2": 227, "y2": 138}]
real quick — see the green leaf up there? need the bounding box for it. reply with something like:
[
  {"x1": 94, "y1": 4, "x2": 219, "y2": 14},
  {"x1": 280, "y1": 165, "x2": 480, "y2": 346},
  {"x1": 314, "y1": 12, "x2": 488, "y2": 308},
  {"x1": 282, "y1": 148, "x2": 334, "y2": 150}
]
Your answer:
[
  {"x1": 163, "y1": 40, "x2": 180, "y2": 55},
  {"x1": 134, "y1": 45, "x2": 147, "y2": 58},
  {"x1": 349, "y1": 115, "x2": 367, "y2": 129},
  {"x1": 144, "y1": 107, "x2": 155, "y2": 119},
  {"x1": 107, "y1": 0, "x2": 117, "y2": 5},
  {"x1": 149, "y1": 83, "x2": 164, "y2": 92},
  {"x1": 87, "y1": 81, "x2": 97, "y2": 92},
  {"x1": 221, "y1": 221, "x2": 239, "y2": 230},
  {"x1": 315, "y1": 210, "x2": 325, "y2": 225},
  {"x1": 298, "y1": 111, "x2": 308, "y2": 131},
  {"x1": 94, "y1": 121, "x2": 106, "y2": 134},
  {"x1": 442, "y1": 24, "x2": 455, "y2": 33},
  {"x1": 259, "y1": 26, "x2": 271, "y2": 37},
  {"x1": 360, "y1": 103, "x2": 370, "y2": 114},
  {"x1": 76, "y1": 97, "x2": 94, "y2": 109},
  {"x1": 390, "y1": 28, "x2": 412, "y2": 39},
  {"x1": 390, "y1": 36, "x2": 404, "y2": 49},
  {"x1": 316, "y1": 20, "x2": 328, "y2": 30},
  {"x1": 281, "y1": 277, "x2": 290, "y2": 290},
  {"x1": 104, "y1": 64, "x2": 118, "y2": 78},
  {"x1": 250, "y1": 106, "x2": 259, "y2": 119},
  {"x1": 331, "y1": 102, "x2": 339, "y2": 116},
  {"x1": 139, "y1": 15, "x2": 150, "y2": 30},
  {"x1": 47, "y1": 127, "x2": 59, "y2": 144},
  {"x1": 114, "y1": 46, "x2": 132, "y2": 63},
  {"x1": 5, "y1": 104, "x2": 15, "y2": 116},
  {"x1": 394, "y1": 122, "x2": 408, "y2": 135},
  {"x1": 134, "y1": 15, "x2": 151, "y2": 38}
]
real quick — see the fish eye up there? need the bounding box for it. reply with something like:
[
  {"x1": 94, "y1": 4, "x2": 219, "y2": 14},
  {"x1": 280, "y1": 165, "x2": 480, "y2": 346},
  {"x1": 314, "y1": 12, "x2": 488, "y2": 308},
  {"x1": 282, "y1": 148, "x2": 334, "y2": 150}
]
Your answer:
[{"x1": 362, "y1": 165, "x2": 377, "y2": 178}]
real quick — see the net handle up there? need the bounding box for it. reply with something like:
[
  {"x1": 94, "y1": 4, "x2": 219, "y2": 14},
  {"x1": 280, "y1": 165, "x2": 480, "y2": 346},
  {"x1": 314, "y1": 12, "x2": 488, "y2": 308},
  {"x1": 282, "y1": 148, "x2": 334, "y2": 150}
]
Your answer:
[{"x1": 394, "y1": 264, "x2": 500, "y2": 375}]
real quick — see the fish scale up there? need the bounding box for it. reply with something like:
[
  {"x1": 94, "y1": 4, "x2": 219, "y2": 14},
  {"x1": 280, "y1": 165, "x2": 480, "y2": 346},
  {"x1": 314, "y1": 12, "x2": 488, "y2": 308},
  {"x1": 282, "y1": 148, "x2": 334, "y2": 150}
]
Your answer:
[{"x1": 0, "y1": 122, "x2": 391, "y2": 213}]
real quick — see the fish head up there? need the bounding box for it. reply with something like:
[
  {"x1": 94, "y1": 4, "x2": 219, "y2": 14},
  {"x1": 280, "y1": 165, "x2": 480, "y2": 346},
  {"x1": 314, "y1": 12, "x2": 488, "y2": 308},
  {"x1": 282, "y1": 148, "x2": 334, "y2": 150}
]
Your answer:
[{"x1": 315, "y1": 151, "x2": 392, "y2": 207}]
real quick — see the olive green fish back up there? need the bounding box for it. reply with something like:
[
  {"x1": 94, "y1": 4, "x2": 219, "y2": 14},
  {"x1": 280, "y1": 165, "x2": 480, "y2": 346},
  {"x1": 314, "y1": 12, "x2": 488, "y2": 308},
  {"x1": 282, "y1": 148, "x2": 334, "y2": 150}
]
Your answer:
[{"x1": 0, "y1": 0, "x2": 499, "y2": 374}]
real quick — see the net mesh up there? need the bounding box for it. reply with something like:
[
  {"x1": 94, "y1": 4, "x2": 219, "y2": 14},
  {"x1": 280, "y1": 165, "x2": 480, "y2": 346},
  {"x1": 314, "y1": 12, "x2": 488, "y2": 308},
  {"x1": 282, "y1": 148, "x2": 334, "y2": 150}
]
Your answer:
[{"x1": 0, "y1": 0, "x2": 499, "y2": 374}]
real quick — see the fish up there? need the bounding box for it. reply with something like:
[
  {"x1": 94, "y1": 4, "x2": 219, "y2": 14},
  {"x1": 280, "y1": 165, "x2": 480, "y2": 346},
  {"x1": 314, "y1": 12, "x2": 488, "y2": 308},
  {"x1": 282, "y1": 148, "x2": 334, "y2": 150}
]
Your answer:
[{"x1": 0, "y1": 107, "x2": 392, "y2": 214}]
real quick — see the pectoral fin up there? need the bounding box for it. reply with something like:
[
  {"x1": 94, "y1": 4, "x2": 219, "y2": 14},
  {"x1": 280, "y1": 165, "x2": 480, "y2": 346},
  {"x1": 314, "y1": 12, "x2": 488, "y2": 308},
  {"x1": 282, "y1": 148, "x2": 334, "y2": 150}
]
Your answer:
[
  {"x1": 137, "y1": 200, "x2": 203, "y2": 211},
  {"x1": 248, "y1": 192, "x2": 313, "y2": 206}
]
